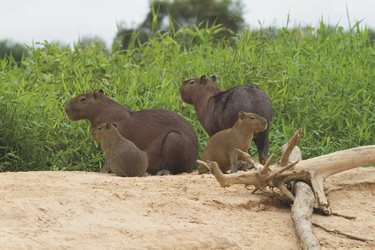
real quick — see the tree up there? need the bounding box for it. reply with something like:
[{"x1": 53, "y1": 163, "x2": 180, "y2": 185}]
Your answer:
[
  {"x1": 115, "y1": 0, "x2": 245, "y2": 50},
  {"x1": 0, "y1": 40, "x2": 30, "y2": 62},
  {"x1": 74, "y1": 35, "x2": 107, "y2": 52}
]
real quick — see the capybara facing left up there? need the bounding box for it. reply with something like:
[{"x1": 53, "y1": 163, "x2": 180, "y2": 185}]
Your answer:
[
  {"x1": 91, "y1": 122, "x2": 148, "y2": 177},
  {"x1": 65, "y1": 89, "x2": 198, "y2": 175}
]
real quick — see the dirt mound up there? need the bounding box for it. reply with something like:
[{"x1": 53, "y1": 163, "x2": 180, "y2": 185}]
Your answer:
[{"x1": 1, "y1": 167, "x2": 374, "y2": 249}]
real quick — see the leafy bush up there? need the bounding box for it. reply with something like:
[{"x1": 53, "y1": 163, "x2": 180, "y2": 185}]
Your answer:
[{"x1": 1, "y1": 22, "x2": 374, "y2": 172}]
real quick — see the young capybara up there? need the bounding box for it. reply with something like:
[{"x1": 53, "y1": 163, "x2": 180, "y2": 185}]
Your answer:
[
  {"x1": 199, "y1": 112, "x2": 267, "y2": 174},
  {"x1": 91, "y1": 122, "x2": 148, "y2": 177},
  {"x1": 180, "y1": 75, "x2": 273, "y2": 164},
  {"x1": 65, "y1": 89, "x2": 198, "y2": 175}
]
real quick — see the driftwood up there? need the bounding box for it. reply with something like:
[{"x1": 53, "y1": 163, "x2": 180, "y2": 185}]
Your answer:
[
  {"x1": 198, "y1": 128, "x2": 375, "y2": 248},
  {"x1": 198, "y1": 128, "x2": 375, "y2": 214},
  {"x1": 292, "y1": 181, "x2": 320, "y2": 250},
  {"x1": 312, "y1": 222, "x2": 375, "y2": 242},
  {"x1": 286, "y1": 142, "x2": 320, "y2": 249}
]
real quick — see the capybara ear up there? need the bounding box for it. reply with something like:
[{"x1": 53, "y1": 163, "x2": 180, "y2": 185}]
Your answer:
[
  {"x1": 200, "y1": 75, "x2": 207, "y2": 84},
  {"x1": 238, "y1": 111, "x2": 245, "y2": 120},
  {"x1": 210, "y1": 75, "x2": 216, "y2": 82},
  {"x1": 112, "y1": 122, "x2": 117, "y2": 128},
  {"x1": 93, "y1": 89, "x2": 101, "y2": 99},
  {"x1": 106, "y1": 122, "x2": 112, "y2": 129},
  {"x1": 99, "y1": 89, "x2": 104, "y2": 94}
]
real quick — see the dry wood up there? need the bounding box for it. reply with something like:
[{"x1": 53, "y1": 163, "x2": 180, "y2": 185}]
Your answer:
[
  {"x1": 280, "y1": 128, "x2": 303, "y2": 165},
  {"x1": 198, "y1": 128, "x2": 375, "y2": 249},
  {"x1": 292, "y1": 181, "x2": 320, "y2": 250},
  {"x1": 198, "y1": 128, "x2": 375, "y2": 214},
  {"x1": 312, "y1": 222, "x2": 375, "y2": 242},
  {"x1": 291, "y1": 181, "x2": 373, "y2": 247},
  {"x1": 289, "y1": 145, "x2": 320, "y2": 249}
]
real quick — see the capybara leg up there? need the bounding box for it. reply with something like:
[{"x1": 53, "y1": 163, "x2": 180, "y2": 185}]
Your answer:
[
  {"x1": 239, "y1": 145, "x2": 251, "y2": 171},
  {"x1": 156, "y1": 169, "x2": 172, "y2": 176},
  {"x1": 237, "y1": 160, "x2": 248, "y2": 171},
  {"x1": 99, "y1": 161, "x2": 110, "y2": 173},
  {"x1": 254, "y1": 130, "x2": 270, "y2": 165},
  {"x1": 161, "y1": 132, "x2": 196, "y2": 174},
  {"x1": 230, "y1": 153, "x2": 238, "y2": 173}
]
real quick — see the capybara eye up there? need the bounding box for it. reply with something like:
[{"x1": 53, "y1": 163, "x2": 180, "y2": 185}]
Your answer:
[
  {"x1": 190, "y1": 81, "x2": 194, "y2": 85},
  {"x1": 250, "y1": 116, "x2": 255, "y2": 119},
  {"x1": 80, "y1": 98, "x2": 86, "y2": 102},
  {"x1": 98, "y1": 127, "x2": 102, "y2": 130}
]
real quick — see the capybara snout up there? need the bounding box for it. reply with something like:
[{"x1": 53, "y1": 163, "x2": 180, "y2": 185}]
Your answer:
[
  {"x1": 238, "y1": 112, "x2": 267, "y2": 132},
  {"x1": 91, "y1": 122, "x2": 114, "y2": 141}
]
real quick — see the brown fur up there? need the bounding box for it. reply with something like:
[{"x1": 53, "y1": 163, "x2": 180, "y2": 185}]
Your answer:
[
  {"x1": 199, "y1": 112, "x2": 267, "y2": 174},
  {"x1": 180, "y1": 75, "x2": 273, "y2": 164},
  {"x1": 91, "y1": 123, "x2": 148, "y2": 177},
  {"x1": 65, "y1": 89, "x2": 198, "y2": 175}
]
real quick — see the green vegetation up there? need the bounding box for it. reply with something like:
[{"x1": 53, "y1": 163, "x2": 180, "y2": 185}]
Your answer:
[
  {"x1": 115, "y1": 0, "x2": 244, "y2": 49},
  {"x1": 1, "y1": 21, "x2": 375, "y2": 172},
  {"x1": 0, "y1": 40, "x2": 30, "y2": 63}
]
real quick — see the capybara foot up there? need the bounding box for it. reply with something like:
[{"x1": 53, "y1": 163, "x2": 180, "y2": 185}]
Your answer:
[
  {"x1": 237, "y1": 162, "x2": 248, "y2": 172},
  {"x1": 99, "y1": 164, "x2": 108, "y2": 173},
  {"x1": 156, "y1": 169, "x2": 172, "y2": 176},
  {"x1": 259, "y1": 155, "x2": 267, "y2": 165},
  {"x1": 199, "y1": 171, "x2": 211, "y2": 175}
]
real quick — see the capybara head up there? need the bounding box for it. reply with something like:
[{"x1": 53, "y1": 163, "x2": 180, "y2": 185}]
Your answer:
[
  {"x1": 91, "y1": 122, "x2": 117, "y2": 142},
  {"x1": 65, "y1": 89, "x2": 104, "y2": 121},
  {"x1": 179, "y1": 75, "x2": 220, "y2": 104},
  {"x1": 237, "y1": 112, "x2": 267, "y2": 133}
]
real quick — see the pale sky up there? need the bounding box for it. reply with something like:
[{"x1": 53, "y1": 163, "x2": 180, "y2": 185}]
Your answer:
[{"x1": 0, "y1": 0, "x2": 374, "y2": 47}]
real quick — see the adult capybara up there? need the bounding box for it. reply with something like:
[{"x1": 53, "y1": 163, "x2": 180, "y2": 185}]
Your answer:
[
  {"x1": 180, "y1": 75, "x2": 273, "y2": 164},
  {"x1": 91, "y1": 122, "x2": 148, "y2": 177},
  {"x1": 199, "y1": 112, "x2": 267, "y2": 174},
  {"x1": 65, "y1": 89, "x2": 198, "y2": 175}
]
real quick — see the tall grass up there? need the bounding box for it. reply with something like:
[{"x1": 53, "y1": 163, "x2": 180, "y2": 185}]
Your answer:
[{"x1": 1, "y1": 21, "x2": 374, "y2": 172}]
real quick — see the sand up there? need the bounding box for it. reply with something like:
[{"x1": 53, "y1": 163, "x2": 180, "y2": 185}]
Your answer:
[{"x1": 1, "y1": 167, "x2": 374, "y2": 249}]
